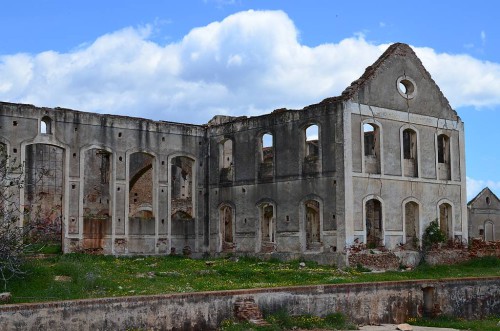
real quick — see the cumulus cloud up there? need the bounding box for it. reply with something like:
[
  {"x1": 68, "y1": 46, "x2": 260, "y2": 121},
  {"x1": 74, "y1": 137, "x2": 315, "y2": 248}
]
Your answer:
[
  {"x1": 466, "y1": 176, "x2": 500, "y2": 201},
  {"x1": 0, "y1": 10, "x2": 500, "y2": 124}
]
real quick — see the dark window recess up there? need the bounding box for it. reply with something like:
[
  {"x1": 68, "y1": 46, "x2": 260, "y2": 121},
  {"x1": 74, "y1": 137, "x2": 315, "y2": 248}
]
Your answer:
[
  {"x1": 364, "y1": 132, "x2": 375, "y2": 156},
  {"x1": 403, "y1": 130, "x2": 411, "y2": 159}
]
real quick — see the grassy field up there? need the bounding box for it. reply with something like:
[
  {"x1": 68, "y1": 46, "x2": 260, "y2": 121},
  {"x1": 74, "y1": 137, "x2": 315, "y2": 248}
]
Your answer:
[
  {"x1": 3, "y1": 254, "x2": 499, "y2": 304},
  {"x1": 409, "y1": 315, "x2": 500, "y2": 331}
]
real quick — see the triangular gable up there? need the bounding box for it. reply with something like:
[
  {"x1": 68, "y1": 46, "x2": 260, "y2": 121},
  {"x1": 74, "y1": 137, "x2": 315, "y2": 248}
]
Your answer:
[
  {"x1": 339, "y1": 43, "x2": 458, "y2": 121},
  {"x1": 468, "y1": 187, "x2": 500, "y2": 208}
]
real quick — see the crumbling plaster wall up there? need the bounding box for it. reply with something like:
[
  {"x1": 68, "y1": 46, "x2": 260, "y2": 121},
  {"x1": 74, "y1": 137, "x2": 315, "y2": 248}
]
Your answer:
[
  {"x1": 343, "y1": 46, "x2": 467, "y2": 248},
  {"x1": 0, "y1": 102, "x2": 207, "y2": 255},
  {"x1": 348, "y1": 105, "x2": 466, "y2": 248},
  {"x1": 0, "y1": 277, "x2": 497, "y2": 330},
  {"x1": 207, "y1": 102, "x2": 344, "y2": 255}
]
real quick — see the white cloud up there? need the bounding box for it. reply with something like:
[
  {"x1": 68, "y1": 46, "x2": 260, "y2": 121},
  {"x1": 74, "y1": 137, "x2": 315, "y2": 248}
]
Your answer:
[
  {"x1": 466, "y1": 176, "x2": 500, "y2": 201},
  {"x1": 0, "y1": 10, "x2": 500, "y2": 124},
  {"x1": 481, "y1": 30, "x2": 486, "y2": 44}
]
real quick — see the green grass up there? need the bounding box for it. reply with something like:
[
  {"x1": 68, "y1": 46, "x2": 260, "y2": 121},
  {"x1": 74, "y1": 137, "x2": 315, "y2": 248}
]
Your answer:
[
  {"x1": 3, "y1": 255, "x2": 499, "y2": 304},
  {"x1": 219, "y1": 311, "x2": 357, "y2": 330},
  {"x1": 408, "y1": 315, "x2": 500, "y2": 331}
]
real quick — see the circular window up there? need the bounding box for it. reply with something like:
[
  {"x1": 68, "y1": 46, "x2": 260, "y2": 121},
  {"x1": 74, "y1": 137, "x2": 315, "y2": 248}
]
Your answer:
[{"x1": 397, "y1": 76, "x2": 417, "y2": 99}]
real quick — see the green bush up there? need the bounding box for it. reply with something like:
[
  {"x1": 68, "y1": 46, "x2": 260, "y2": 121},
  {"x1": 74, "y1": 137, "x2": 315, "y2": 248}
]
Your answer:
[{"x1": 422, "y1": 220, "x2": 446, "y2": 249}]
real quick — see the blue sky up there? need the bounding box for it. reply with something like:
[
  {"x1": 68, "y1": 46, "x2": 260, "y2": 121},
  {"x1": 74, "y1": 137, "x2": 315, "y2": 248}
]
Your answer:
[{"x1": 1, "y1": 0, "x2": 499, "y2": 200}]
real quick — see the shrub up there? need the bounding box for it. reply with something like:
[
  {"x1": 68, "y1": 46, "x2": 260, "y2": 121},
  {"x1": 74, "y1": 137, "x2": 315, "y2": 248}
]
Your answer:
[{"x1": 422, "y1": 220, "x2": 447, "y2": 250}]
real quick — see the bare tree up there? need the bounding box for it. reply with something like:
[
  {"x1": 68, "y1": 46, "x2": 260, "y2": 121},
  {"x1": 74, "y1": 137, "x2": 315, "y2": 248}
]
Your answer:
[{"x1": 0, "y1": 144, "x2": 45, "y2": 289}]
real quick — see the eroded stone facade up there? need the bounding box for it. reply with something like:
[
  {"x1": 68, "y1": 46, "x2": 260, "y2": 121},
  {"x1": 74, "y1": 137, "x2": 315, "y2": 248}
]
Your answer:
[{"x1": 0, "y1": 43, "x2": 467, "y2": 258}]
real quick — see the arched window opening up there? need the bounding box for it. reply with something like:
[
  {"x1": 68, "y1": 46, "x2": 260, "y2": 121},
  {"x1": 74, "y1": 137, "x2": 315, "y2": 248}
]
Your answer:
[
  {"x1": 439, "y1": 203, "x2": 452, "y2": 239},
  {"x1": 170, "y1": 155, "x2": 196, "y2": 253},
  {"x1": 484, "y1": 221, "x2": 494, "y2": 242},
  {"x1": 171, "y1": 156, "x2": 194, "y2": 218},
  {"x1": 83, "y1": 149, "x2": 112, "y2": 250},
  {"x1": 437, "y1": 134, "x2": 450, "y2": 180},
  {"x1": 24, "y1": 144, "x2": 64, "y2": 251},
  {"x1": 259, "y1": 202, "x2": 276, "y2": 252},
  {"x1": 363, "y1": 123, "x2": 380, "y2": 174},
  {"x1": 403, "y1": 129, "x2": 418, "y2": 177},
  {"x1": 305, "y1": 125, "x2": 319, "y2": 158},
  {"x1": 259, "y1": 133, "x2": 274, "y2": 179},
  {"x1": 219, "y1": 139, "x2": 233, "y2": 183},
  {"x1": 220, "y1": 205, "x2": 235, "y2": 251},
  {"x1": 404, "y1": 201, "x2": 419, "y2": 248},
  {"x1": 129, "y1": 152, "x2": 155, "y2": 235},
  {"x1": 365, "y1": 199, "x2": 383, "y2": 247},
  {"x1": 304, "y1": 125, "x2": 320, "y2": 174},
  {"x1": 305, "y1": 200, "x2": 321, "y2": 250},
  {"x1": 41, "y1": 117, "x2": 52, "y2": 134}
]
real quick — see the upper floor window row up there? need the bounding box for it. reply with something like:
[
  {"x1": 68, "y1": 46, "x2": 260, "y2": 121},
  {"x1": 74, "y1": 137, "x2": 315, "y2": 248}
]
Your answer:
[
  {"x1": 218, "y1": 124, "x2": 322, "y2": 182},
  {"x1": 361, "y1": 121, "x2": 452, "y2": 180}
]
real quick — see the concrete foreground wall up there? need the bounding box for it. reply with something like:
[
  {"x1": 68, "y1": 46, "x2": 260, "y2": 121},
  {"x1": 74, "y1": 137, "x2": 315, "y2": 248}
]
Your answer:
[{"x1": 0, "y1": 277, "x2": 498, "y2": 331}]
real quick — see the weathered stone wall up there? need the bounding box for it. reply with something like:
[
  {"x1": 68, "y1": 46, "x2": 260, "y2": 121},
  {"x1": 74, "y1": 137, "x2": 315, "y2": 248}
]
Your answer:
[
  {"x1": 0, "y1": 277, "x2": 497, "y2": 330},
  {"x1": 0, "y1": 102, "x2": 206, "y2": 256}
]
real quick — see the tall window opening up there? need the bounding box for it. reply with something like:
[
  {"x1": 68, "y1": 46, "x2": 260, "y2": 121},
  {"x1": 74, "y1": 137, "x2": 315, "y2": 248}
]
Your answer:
[
  {"x1": 403, "y1": 128, "x2": 418, "y2": 177},
  {"x1": 484, "y1": 221, "x2": 494, "y2": 242},
  {"x1": 437, "y1": 134, "x2": 450, "y2": 180},
  {"x1": 220, "y1": 205, "x2": 234, "y2": 251},
  {"x1": 305, "y1": 200, "x2": 321, "y2": 250},
  {"x1": 404, "y1": 201, "x2": 419, "y2": 248},
  {"x1": 171, "y1": 156, "x2": 195, "y2": 250},
  {"x1": 363, "y1": 123, "x2": 380, "y2": 174},
  {"x1": 83, "y1": 149, "x2": 112, "y2": 250},
  {"x1": 365, "y1": 199, "x2": 383, "y2": 247},
  {"x1": 129, "y1": 152, "x2": 155, "y2": 235},
  {"x1": 24, "y1": 144, "x2": 64, "y2": 251},
  {"x1": 439, "y1": 203, "x2": 452, "y2": 239},
  {"x1": 219, "y1": 139, "x2": 234, "y2": 183},
  {"x1": 259, "y1": 202, "x2": 275, "y2": 252},
  {"x1": 259, "y1": 133, "x2": 274, "y2": 179},
  {"x1": 304, "y1": 125, "x2": 320, "y2": 173}
]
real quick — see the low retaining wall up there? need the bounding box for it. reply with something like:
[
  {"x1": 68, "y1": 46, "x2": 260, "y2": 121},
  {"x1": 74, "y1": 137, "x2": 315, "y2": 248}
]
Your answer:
[{"x1": 0, "y1": 277, "x2": 498, "y2": 330}]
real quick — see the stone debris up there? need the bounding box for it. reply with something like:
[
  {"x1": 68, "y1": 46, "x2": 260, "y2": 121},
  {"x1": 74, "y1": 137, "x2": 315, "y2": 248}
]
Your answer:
[
  {"x1": 299, "y1": 262, "x2": 306, "y2": 268},
  {"x1": 234, "y1": 297, "x2": 269, "y2": 326},
  {"x1": 397, "y1": 323, "x2": 413, "y2": 331},
  {"x1": 0, "y1": 292, "x2": 11, "y2": 303},
  {"x1": 54, "y1": 275, "x2": 72, "y2": 282}
]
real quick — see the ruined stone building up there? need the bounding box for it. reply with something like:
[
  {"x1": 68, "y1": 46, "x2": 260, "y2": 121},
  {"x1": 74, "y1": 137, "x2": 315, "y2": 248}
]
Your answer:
[
  {"x1": 0, "y1": 43, "x2": 467, "y2": 259},
  {"x1": 468, "y1": 187, "x2": 499, "y2": 241}
]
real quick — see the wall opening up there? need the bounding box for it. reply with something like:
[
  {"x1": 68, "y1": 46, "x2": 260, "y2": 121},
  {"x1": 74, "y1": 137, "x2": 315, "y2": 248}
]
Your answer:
[
  {"x1": 83, "y1": 149, "x2": 112, "y2": 251},
  {"x1": 439, "y1": 203, "x2": 452, "y2": 239},
  {"x1": 422, "y1": 286, "x2": 435, "y2": 317},
  {"x1": 402, "y1": 128, "x2": 418, "y2": 177},
  {"x1": 0, "y1": 143, "x2": 7, "y2": 217},
  {"x1": 437, "y1": 134, "x2": 450, "y2": 180},
  {"x1": 171, "y1": 156, "x2": 195, "y2": 249},
  {"x1": 129, "y1": 152, "x2": 155, "y2": 235},
  {"x1": 304, "y1": 125, "x2": 320, "y2": 173},
  {"x1": 259, "y1": 133, "x2": 274, "y2": 180},
  {"x1": 259, "y1": 202, "x2": 275, "y2": 252},
  {"x1": 24, "y1": 144, "x2": 64, "y2": 251},
  {"x1": 219, "y1": 205, "x2": 234, "y2": 252},
  {"x1": 363, "y1": 123, "x2": 380, "y2": 174},
  {"x1": 404, "y1": 201, "x2": 419, "y2": 248},
  {"x1": 40, "y1": 117, "x2": 52, "y2": 135},
  {"x1": 365, "y1": 199, "x2": 382, "y2": 247},
  {"x1": 305, "y1": 200, "x2": 321, "y2": 250},
  {"x1": 219, "y1": 139, "x2": 233, "y2": 183},
  {"x1": 484, "y1": 220, "x2": 494, "y2": 241}
]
